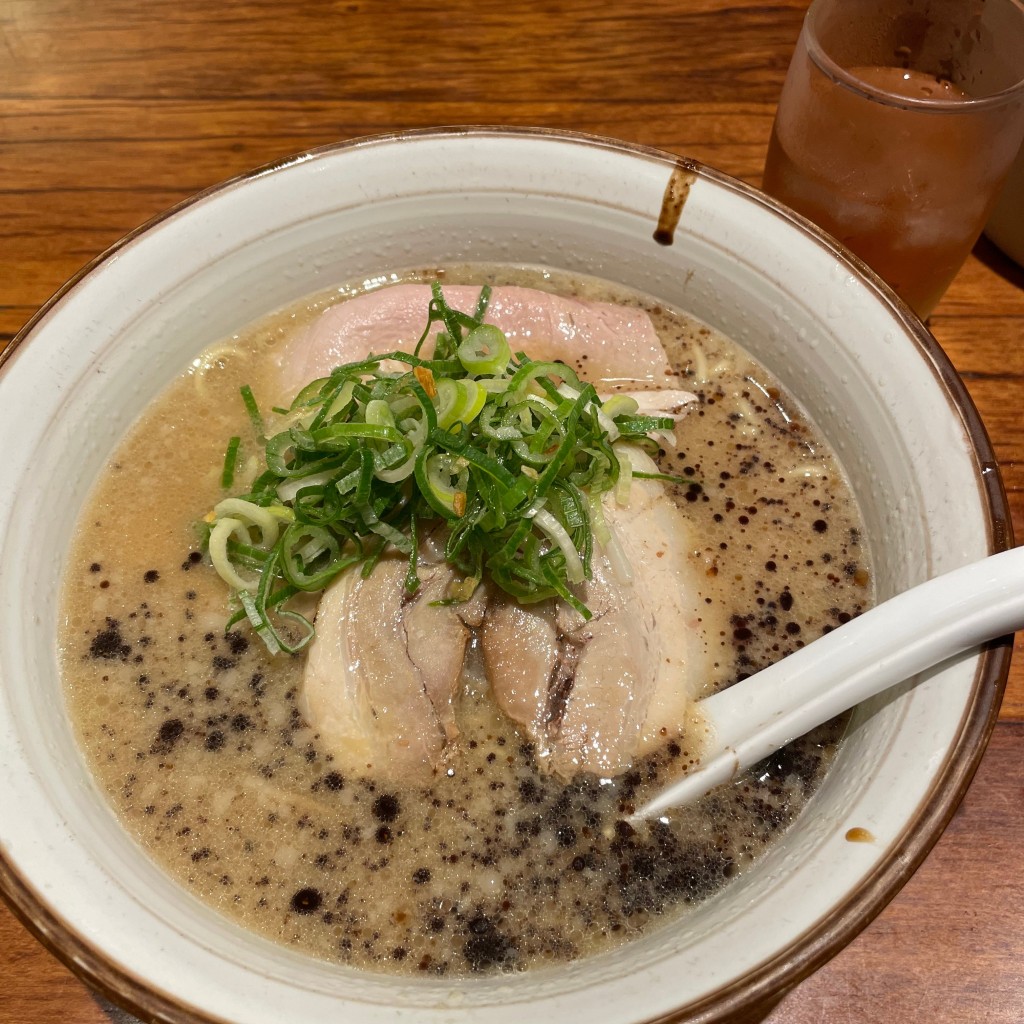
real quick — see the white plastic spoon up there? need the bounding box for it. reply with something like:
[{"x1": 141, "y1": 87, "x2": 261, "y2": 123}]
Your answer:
[{"x1": 631, "y1": 545, "x2": 1024, "y2": 821}]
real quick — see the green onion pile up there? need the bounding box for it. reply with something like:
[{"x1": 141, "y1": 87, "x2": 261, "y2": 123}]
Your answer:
[{"x1": 208, "y1": 283, "x2": 684, "y2": 654}]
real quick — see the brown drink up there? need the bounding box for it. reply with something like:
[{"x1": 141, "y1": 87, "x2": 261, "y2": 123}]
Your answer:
[{"x1": 763, "y1": 0, "x2": 1024, "y2": 319}]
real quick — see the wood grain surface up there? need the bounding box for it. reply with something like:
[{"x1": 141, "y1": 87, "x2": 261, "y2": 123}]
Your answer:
[{"x1": 1, "y1": 1, "x2": 1021, "y2": 1021}]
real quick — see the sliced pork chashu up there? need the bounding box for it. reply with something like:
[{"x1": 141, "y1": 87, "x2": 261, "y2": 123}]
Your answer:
[
  {"x1": 300, "y1": 553, "x2": 484, "y2": 779},
  {"x1": 276, "y1": 283, "x2": 680, "y2": 396},
  {"x1": 290, "y1": 283, "x2": 702, "y2": 779},
  {"x1": 481, "y1": 446, "x2": 709, "y2": 778}
]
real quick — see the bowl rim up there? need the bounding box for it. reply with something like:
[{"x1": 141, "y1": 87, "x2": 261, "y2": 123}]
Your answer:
[{"x1": 0, "y1": 124, "x2": 1013, "y2": 1024}]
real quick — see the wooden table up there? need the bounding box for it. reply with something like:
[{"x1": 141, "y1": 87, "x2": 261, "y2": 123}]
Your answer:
[{"x1": 1, "y1": 2, "x2": 1021, "y2": 1021}]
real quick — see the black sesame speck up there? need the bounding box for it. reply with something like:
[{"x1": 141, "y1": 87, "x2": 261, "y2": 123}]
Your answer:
[
  {"x1": 179, "y1": 551, "x2": 202, "y2": 571},
  {"x1": 89, "y1": 620, "x2": 131, "y2": 660},
  {"x1": 517, "y1": 779, "x2": 542, "y2": 805},
  {"x1": 290, "y1": 887, "x2": 323, "y2": 915},
  {"x1": 372, "y1": 794, "x2": 400, "y2": 822},
  {"x1": 152, "y1": 718, "x2": 184, "y2": 753},
  {"x1": 464, "y1": 916, "x2": 515, "y2": 971},
  {"x1": 226, "y1": 631, "x2": 249, "y2": 655}
]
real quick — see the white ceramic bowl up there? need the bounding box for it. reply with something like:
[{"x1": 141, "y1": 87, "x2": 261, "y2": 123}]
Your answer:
[{"x1": 0, "y1": 128, "x2": 1010, "y2": 1023}]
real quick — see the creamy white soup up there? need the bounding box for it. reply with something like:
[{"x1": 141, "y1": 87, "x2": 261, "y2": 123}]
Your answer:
[{"x1": 60, "y1": 265, "x2": 872, "y2": 975}]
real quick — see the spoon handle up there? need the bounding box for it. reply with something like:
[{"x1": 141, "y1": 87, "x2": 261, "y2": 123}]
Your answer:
[{"x1": 634, "y1": 546, "x2": 1024, "y2": 819}]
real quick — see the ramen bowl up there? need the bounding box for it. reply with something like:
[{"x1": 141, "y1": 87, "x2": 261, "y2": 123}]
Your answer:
[{"x1": 0, "y1": 127, "x2": 1010, "y2": 1023}]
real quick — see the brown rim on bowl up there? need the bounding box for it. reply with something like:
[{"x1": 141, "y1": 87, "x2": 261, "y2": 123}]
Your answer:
[{"x1": 0, "y1": 126, "x2": 1012, "y2": 1024}]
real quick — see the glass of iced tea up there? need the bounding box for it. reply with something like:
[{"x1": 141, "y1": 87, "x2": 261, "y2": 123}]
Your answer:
[{"x1": 762, "y1": 0, "x2": 1024, "y2": 318}]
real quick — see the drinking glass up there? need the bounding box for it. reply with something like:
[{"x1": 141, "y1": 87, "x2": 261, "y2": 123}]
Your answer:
[
  {"x1": 762, "y1": 0, "x2": 1024, "y2": 318},
  {"x1": 985, "y1": 141, "x2": 1024, "y2": 267}
]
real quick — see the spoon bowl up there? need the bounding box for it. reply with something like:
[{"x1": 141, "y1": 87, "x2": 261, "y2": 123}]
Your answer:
[{"x1": 634, "y1": 546, "x2": 1024, "y2": 819}]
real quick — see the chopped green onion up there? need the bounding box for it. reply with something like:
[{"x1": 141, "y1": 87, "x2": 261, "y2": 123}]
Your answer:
[
  {"x1": 472, "y1": 284, "x2": 492, "y2": 321},
  {"x1": 420, "y1": 453, "x2": 470, "y2": 516},
  {"x1": 614, "y1": 445, "x2": 634, "y2": 506},
  {"x1": 240, "y1": 384, "x2": 265, "y2": 438},
  {"x1": 615, "y1": 415, "x2": 676, "y2": 433},
  {"x1": 601, "y1": 395, "x2": 640, "y2": 419},
  {"x1": 459, "y1": 324, "x2": 511, "y2": 376},
  {"x1": 209, "y1": 518, "x2": 260, "y2": 592},
  {"x1": 221, "y1": 436, "x2": 241, "y2": 489},
  {"x1": 405, "y1": 515, "x2": 421, "y2": 592},
  {"x1": 633, "y1": 470, "x2": 692, "y2": 485},
  {"x1": 206, "y1": 283, "x2": 688, "y2": 653},
  {"x1": 531, "y1": 507, "x2": 585, "y2": 584}
]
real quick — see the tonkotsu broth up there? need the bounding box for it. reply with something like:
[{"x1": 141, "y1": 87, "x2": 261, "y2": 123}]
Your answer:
[{"x1": 60, "y1": 265, "x2": 872, "y2": 976}]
